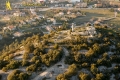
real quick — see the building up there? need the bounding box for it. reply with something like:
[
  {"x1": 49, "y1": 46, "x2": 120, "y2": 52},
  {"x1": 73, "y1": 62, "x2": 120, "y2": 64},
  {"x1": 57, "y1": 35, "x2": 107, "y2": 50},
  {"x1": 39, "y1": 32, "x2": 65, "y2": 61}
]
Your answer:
[
  {"x1": 8, "y1": 25, "x2": 16, "y2": 31},
  {"x1": 65, "y1": 3, "x2": 73, "y2": 7},
  {"x1": 13, "y1": 12, "x2": 26, "y2": 17},
  {"x1": 58, "y1": 12, "x2": 64, "y2": 16},
  {"x1": 94, "y1": 3, "x2": 103, "y2": 8},
  {"x1": 109, "y1": 1, "x2": 120, "y2": 7},
  {"x1": 13, "y1": 32, "x2": 23, "y2": 37},
  {"x1": 2, "y1": 16, "x2": 10, "y2": 21},
  {"x1": 75, "y1": 2, "x2": 87, "y2": 8}
]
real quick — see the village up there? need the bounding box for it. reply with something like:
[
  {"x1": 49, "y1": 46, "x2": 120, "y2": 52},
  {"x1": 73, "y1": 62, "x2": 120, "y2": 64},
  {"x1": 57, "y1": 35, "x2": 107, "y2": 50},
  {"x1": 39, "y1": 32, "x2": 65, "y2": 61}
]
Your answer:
[{"x1": 0, "y1": 0, "x2": 120, "y2": 80}]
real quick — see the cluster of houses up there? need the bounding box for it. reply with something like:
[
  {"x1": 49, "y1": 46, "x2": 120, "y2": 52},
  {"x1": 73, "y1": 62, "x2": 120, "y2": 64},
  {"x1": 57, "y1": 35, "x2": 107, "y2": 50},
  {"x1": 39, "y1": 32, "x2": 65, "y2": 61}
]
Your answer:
[
  {"x1": 71, "y1": 24, "x2": 97, "y2": 38},
  {"x1": 3, "y1": 25, "x2": 16, "y2": 31}
]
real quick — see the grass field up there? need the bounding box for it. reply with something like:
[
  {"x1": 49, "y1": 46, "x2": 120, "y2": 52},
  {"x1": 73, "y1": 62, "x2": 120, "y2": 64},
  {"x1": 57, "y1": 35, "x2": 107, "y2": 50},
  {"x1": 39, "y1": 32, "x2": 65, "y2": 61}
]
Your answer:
[
  {"x1": 104, "y1": 17, "x2": 120, "y2": 32},
  {"x1": 81, "y1": 9, "x2": 115, "y2": 16},
  {"x1": 74, "y1": 9, "x2": 120, "y2": 32}
]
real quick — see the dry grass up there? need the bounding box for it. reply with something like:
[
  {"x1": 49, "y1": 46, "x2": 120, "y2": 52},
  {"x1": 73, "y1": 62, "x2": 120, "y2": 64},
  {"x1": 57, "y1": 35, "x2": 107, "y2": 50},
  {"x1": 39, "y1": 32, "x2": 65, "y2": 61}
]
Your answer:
[{"x1": 81, "y1": 9, "x2": 115, "y2": 17}]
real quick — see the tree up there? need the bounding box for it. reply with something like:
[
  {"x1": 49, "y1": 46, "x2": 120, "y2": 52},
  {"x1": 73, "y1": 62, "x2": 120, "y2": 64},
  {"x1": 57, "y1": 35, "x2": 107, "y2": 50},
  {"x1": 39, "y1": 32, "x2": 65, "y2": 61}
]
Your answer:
[
  {"x1": 23, "y1": 52, "x2": 30, "y2": 60},
  {"x1": 19, "y1": 72, "x2": 29, "y2": 80},
  {"x1": 25, "y1": 43, "x2": 34, "y2": 53},
  {"x1": 79, "y1": 72, "x2": 91, "y2": 80},
  {"x1": 64, "y1": 64, "x2": 77, "y2": 77},
  {"x1": 6, "y1": 60, "x2": 20, "y2": 69},
  {"x1": 2, "y1": 67, "x2": 8, "y2": 72},
  {"x1": 7, "y1": 70, "x2": 20, "y2": 80},
  {"x1": 85, "y1": 48, "x2": 94, "y2": 58},
  {"x1": 21, "y1": 60, "x2": 29, "y2": 66},
  {"x1": 95, "y1": 73, "x2": 105, "y2": 80},
  {"x1": 56, "y1": 74, "x2": 68, "y2": 80},
  {"x1": 26, "y1": 64, "x2": 36, "y2": 72},
  {"x1": 54, "y1": 44, "x2": 58, "y2": 49},
  {"x1": 7, "y1": 70, "x2": 29, "y2": 80},
  {"x1": 90, "y1": 64, "x2": 98, "y2": 75}
]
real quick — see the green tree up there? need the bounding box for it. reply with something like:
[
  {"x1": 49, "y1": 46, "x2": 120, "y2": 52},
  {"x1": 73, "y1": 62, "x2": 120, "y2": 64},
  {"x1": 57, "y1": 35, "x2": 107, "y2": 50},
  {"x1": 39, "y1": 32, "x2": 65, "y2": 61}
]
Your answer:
[
  {"x1": 21, "y1": 60, "x2": 29, "y2": 66},
  {"x1": 90, "y1": 64, "x2": 98, "y2": 75},
  {"x1": 79, "y1": 72, "x2": 91, "y2": 80},
  {"x1": 64, "y1": 64, "x2": 77, "y2": 77},
  {"x1": 56, "y1": 74, "x2": 68, "y2": 80},
  {"x1": 7, "y1": 70, "x2": 29, "y2": 80},
  {"x1": 95, "y1": 73, "x2": 105, "y2": 80},
  {"x1": 26, "y1": 64, "x2": 36, "y2": 72}
]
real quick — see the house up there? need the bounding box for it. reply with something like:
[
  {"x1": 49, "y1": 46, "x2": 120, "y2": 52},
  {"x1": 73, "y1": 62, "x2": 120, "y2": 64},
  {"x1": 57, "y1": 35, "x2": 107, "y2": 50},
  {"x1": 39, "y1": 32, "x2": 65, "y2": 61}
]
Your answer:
[
  {"x1": 75, "y1": 2, "x2": 87, "y2": 8},
  {"x1": 2, "y1": 16, "x2": 10, "y2": 21},
  {"x1": 46, "y1": 26, "x2": 52, "y2": 31},
  {"x1": 118, "y1": 8, "x2": 120, "y2": 11},
  {"x1": 86, "y1": 26, "x2": 97, "y2": 36},
  {"x1": 59, "y1": 12, "x2": 64, "y2": 16},
  {"x1": 61, "y1": 17, "x2": 68, "y2": 21},
  {"x1": 94, "y1": 3, "x2": 103, "y2": 8},
  {"x1": 13, "y1": 12, "x2": 26, "y2": 17},
  {"x1": 13, "y1": 32, "x2": 23, "y2": 37},
  {"x1": 0, "y1": 11, "x2": 6, "y2": 15},
  {"x1": 76, "y1": 12, "x2": 82, "y2": 16},
  {"x1": 67, "y1": 10, "x2": 71, "y2": 14},
  {"x1": 47, "y1": 18, "x2": 55, "y2": 22},
  {"x1": 30, "y1": 8, "x2": 37, "y2": 15},
  {"x1": 25, "y1": 19, "x2": 32, "y2": 24},
  {"x1": 109, "y1": 1, "x2": 120, "y2": 7},
  {"x1": 7, "y1": 25, "x2": 16, "y2": 31},
  {"x1": 39, "y1": 15, "x2": 45, "y2": 18},
  {"x1": 65, "y1": 4, "x2": 73, "y2": 7},
  {"x1": 20, "y1": 20, "x2": 26, "y2": 25}
]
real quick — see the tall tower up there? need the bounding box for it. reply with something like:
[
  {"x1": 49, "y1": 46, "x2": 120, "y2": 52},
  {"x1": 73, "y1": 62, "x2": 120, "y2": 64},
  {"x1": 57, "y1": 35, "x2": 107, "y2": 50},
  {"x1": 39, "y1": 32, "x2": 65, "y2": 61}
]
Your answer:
[{"x1": 71, "y1": 23, "x2": 75, "y2": 32}]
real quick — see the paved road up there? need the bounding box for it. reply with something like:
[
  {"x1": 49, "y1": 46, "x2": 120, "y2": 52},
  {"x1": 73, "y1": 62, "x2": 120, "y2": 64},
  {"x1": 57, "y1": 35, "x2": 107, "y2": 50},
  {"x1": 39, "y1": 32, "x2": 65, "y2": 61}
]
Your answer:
[{"x1": 0, "y1": 7, "x2": 116, "y2": 12}]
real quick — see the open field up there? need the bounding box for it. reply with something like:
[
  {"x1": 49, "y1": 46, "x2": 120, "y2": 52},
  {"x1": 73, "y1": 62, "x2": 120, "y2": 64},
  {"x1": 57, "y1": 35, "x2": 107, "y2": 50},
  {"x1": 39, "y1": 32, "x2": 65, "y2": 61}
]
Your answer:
[
  {"x1": 104, "y1": 17, "x2": 120, "y2": 32},
  {"x1": 81, "y1": 9, "x2": 118, "y2": 17},
  {"x1": 74, "y1": 9, "x2": 120, "y2": 31},
  {"x1": 73, "y1": 13, "x2": 105, "y2": 25}
]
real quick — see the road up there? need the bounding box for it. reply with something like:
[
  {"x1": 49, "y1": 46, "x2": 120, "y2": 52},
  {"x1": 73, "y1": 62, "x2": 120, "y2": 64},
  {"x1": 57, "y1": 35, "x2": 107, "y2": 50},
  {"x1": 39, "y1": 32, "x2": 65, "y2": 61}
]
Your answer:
[
  {"x1": 32, "y1": 47, "x2": 69, "y2": 80},
  {"x1": 0, "y1": 7, "x2": 116, "y2": 12},
  {"x1": 31, "y1": 22, "x2": 69, "y2": 80}
]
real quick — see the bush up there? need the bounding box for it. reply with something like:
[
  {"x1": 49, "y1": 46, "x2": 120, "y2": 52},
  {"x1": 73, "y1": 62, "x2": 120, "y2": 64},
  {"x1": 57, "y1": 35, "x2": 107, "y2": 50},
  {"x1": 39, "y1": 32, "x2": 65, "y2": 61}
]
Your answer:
[
  {"x1": 7, "y1": 70, "x2": 29, "y2": 80},
  {"x1": 109, "y1": 8, "x2": 114, "y2": 12},
  {"x1": 2, "y1": 67, "x2": 8, "y2": 72},
  {"x1": 21, "y1": 60, "x2": 29, "y2": 66},
  {"x1": 6, "y1": 60, "x2": 20, "y2": 69},
  {"x1": 26, "y1": 64, "x2": 36, "y2": 72}
]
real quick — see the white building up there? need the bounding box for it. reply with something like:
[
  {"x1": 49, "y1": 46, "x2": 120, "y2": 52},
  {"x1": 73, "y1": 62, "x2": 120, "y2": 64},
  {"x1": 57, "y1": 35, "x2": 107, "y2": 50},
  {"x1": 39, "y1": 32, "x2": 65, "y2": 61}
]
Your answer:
[
  {"x1": 13, "y1": 32, "x2": 23, "y2": 37},
  {"x1": 86, "y1": 26, "x2": 96, "y2": 35},
  {"x1": 75, "y1": 2, "x2": 87, "y2": 8},
  {"x1": 30, "y1": 8, "x2": 37, "y2": 15},
  {"x1": 59, "y1": 12, "x2": 64, "y2": 16}
]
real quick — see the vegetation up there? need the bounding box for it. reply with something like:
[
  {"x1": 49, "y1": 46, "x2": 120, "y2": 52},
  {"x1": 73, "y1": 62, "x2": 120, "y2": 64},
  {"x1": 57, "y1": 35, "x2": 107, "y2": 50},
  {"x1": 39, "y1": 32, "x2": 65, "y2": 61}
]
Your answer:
[
  {"x1": 0, "y1": 8, "x2": 120, "y2": 80},
  {"x1": 7, "y1": 70, "x2": 29, "y2": 80}
]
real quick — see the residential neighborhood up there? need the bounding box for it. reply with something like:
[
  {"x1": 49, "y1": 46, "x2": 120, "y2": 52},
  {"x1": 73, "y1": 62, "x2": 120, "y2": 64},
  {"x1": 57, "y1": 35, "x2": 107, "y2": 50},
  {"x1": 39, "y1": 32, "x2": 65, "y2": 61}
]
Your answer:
[{"x1": 0, "y1": 0, "x2": 120, "y2": 80}]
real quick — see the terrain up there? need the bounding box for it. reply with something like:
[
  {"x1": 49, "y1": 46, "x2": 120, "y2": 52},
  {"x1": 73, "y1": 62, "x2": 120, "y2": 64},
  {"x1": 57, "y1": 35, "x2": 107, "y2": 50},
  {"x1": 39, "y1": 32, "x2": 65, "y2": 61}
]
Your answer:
[{"x1": 0, "y1": 6, "x2": 120, "y2": 80}]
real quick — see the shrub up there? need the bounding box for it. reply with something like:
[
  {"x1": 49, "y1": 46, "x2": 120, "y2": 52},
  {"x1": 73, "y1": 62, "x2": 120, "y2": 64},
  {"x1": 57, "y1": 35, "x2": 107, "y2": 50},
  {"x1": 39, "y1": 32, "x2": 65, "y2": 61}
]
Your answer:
[{"x1": 7, "y1": 70, "x2": 29, "y2": 80}]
